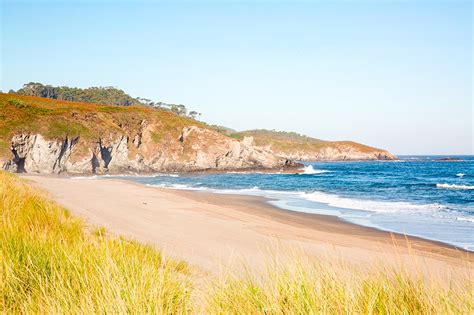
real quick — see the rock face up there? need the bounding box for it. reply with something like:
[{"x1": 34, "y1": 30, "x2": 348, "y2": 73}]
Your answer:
[
  {"x1": 231, "y1": 131, "x2": 397, "y2": 162},
  {"x1": 4, "y1": 134, "x2": 79, "y2": 173},
  {"x1": 272, "y1": 144, "x2": 397, "y2": 161},
  {"x1": 1, "y1": 126, "x2": 298, "y2": 174}
]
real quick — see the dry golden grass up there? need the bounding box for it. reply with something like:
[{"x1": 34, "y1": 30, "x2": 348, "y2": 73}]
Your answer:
[
  {"x1": 0, "y1": 171, "x2": 191, "y2": 313},
  {"x1": 204, "y1": 256, "x2": 473, "y2": 314},
  {"x1": 1, "y1": 171, "x2": 472, "y2": 314}
]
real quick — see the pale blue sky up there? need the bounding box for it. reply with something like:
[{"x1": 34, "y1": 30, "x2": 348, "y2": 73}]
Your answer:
[{"x1": 1, "y1": 0, "x2": 472, "y2": 154}]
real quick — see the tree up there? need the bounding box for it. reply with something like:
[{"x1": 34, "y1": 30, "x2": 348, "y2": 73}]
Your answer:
[
  {"x1": 170, "y1": 104, "x2": 187, "y2": 116},
  {"x1": 10, "y1": 83, "x2": 203, "y2": 119},
  {"x1": 188, "y1": 111, "x2": 198, "y2": 119},
  {"x1": 13, "y1": 83, "x2": 142, "y2": 106}
]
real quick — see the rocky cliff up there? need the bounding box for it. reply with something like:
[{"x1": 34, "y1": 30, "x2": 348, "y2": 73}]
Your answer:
[
  {"x1": 231, "y1": 130, "x2": 397, "y2": 161},
  {"x1": 0, "y1": 94, "x2": 297, "y2": 174}
]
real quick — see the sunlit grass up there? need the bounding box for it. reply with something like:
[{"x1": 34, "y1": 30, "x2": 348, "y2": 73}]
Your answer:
[
  {"x1": 0, "y1": 171, "x2": 191, "y2": 313},
  {"x1": 205, "y1": 257, "x2": 473, "y2": 314},
  {"x1": 1, "y1": 171, "x2": 472, "y2": 313}
]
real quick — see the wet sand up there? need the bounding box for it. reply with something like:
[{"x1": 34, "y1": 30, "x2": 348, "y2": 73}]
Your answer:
[{"x1": 22, "y1": 175, "x2": 472, "y2": 277}]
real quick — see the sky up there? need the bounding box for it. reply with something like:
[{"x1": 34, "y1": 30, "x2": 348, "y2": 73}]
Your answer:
[{"x1": 1, "y1": 0, "x2": 472, "y2": 155}]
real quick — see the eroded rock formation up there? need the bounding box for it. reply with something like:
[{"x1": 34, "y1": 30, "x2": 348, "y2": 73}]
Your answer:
[
  {"x1": 270, "y1": 144, "x2": 397, "y2": 161},
  {"x1": 2, "y1": 125, "x2": 298, "y2": 174}
]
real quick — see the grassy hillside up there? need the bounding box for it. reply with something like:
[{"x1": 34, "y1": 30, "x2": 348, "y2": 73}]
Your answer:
[
  {"x1": 1, "y1": 93, "x2": 294, "y2": 173},
  {"x1": 231, "y1": 129, "x2": 395, "y2": 159},
  {"x1": 0, "y1": 93, "x2": 204, "y2": 159},
  {"x1": 0, "y1": 94, "x2": 394, "y2": 166},
  {"x1": 231, "y1": 129, "x2": 325, "y2": 148},
  {"x1": 1, "y1": 172, "x2": 471, "y2": 312}
]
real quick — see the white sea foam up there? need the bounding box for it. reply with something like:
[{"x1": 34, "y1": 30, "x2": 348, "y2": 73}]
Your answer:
[
  {"x1": 456, "y1": 217, "x2": 474, "y2": 223},
  {"x1": 300, "y1": 165, "x2": 330, "y2": 174},
  {"x1": 70, "y1": 175, "x2": 99, "y2": 180},
  {"x1": 220, "y1": 186, "x2": 448, "y2": 215},
  {"x1": 146, "y1": 183, "x2": 202, "y2": 190},
  {"x1": 162, "y1": 182, "x2": 446, "y2": 215},
  {"x1": 436, "y1": 183, "x2": 474, "y2": 190},
  {"x1": 124, "y1": 173, "x2": 180, "y2": 178},
  {"x1": 170, "y1": 184, "x2": 196, "y2": 189},
  {"x1": 137, "y1": 172, "x2": 473, "y2": 250},
  {"x1": 147, "y1": 181, "x2": 447, "y2": 214},
  {"x1": 299, "y1": 191, "x2": 445, "y2": 213}
]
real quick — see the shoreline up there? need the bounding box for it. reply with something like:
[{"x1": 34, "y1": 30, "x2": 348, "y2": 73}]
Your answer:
[
  {"x1": 121, "y1": 176, "x2": 473, "y2": 253},
  {"x1": 114, "y1": 176, "x2": 472, "y2": 255},
  {"x1": 21, "y1": 174, "x2": 473, "y2": 275},
  {"x1": 168, "y1": 187, "x2": 473, "y2": 257}
]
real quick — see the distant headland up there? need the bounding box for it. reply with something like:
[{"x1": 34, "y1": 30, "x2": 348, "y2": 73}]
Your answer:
[{"x1": 1, "y1": 83, "x2": 396, "y2": 175}]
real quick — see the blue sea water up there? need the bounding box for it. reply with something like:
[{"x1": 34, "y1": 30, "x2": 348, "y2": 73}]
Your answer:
[{"x1": 115, "y1": 156, "x2": 474, "y2": 251}]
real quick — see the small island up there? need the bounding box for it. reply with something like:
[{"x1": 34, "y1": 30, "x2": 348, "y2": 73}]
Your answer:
[{"x1": 435, "y1": 157, "x2": 464, "y2": 161}]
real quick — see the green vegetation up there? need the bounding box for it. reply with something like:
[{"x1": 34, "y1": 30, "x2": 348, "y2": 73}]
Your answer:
[
  {"x1": 1, "y1": 172, "x2": 471, "y2": 313},
  {"x1": 232, "y1": 129, "x2": 323, "y2": 143},
  {"x1": 48, "y1": 121, "x2": 91, "y2": 138},
  {"x1": 0, "y1": 171, "x2": 191, "y2": 313},
  {"x1": 209, "y1": 124, "x2": 236, "y2": 136},
  {"x1": 10, "y1": 83, "x2": 200, "y2": 119},
  {"x1": 231, "y1": 129, "x2": 329, "y2": 152},
  {"x1": 13, "y1": 82, "x2": 142, "y2": 106},
  {"x1": 150, "y1": 131, "x2": 163, "y2": 143}
]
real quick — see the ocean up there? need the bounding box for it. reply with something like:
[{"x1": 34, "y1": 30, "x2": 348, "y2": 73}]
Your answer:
[{"x1": 114, "y1": 156, "x2": 474, "y2": 251}]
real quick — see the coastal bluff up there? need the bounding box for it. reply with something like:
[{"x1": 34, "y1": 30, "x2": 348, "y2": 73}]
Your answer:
[
  {"x1": 230, "y1": 130, "x2": 397, "y2": 161},
  {"x1": 0, "y1": 94, "x2": 297, "y2": 174},
  {"x1": 0, "y1": 93, "x2": 395, "y2": 175}
]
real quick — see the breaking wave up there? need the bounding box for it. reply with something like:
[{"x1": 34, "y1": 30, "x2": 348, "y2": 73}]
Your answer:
[
  {"x1": 146, "y1": 181, "x2": 448, "y2": 215},
  {"x1": 299, "y1": 191, "x2": 446, "y2": 213},
  {"x1": 456, "y1": 216, "x2": 474, "y2": 223},
  {"x1": 300, "y1": 165, "x2": 330, "y2": 175},
  {"x1": 436, "y1": 183, "x2": 474, "y2": 190}
]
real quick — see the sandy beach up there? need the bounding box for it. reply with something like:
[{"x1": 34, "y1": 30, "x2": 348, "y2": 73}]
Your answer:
[{"x1": 22, "y1": 175, "x2": 472, "y2": 277}]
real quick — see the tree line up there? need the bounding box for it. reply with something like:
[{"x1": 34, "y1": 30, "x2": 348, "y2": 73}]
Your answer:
[{"x1": 10, "y1": 82, "x2": 201, "y2": 119}]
